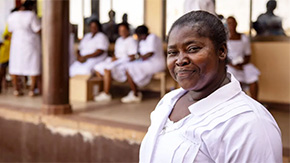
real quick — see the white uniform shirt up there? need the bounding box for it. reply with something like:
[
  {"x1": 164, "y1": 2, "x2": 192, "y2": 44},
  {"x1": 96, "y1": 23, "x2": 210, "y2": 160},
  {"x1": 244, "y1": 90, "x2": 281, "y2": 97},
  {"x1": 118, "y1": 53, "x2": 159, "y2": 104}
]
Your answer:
[
  {"x1": 78, "y1": 32, "x2": 109, "y2": 58},
  {"x1": 124, "y1": 33, "x2": 165, "y2": 87},
  {"x1": 7, "y1": 10, "x2": 41, "y2": 76},
  {"x1": 93, "y1": 36, "x2": 137, "y2": 81},
  {"x1": 69, "y1": 32, "x2": 109, "y2": 77},
  {"x1": 114, "y1": 36, "x2": 137, "y2": 59},
  {"x1": 226, "y1": 35, "x2": 260, "y2": 84},
  {"x1": 138, "y1": 34, "x2": 165, "y2": 66},
  {"x1": 140, "y1": 73, "x2": 282, "y2": 163},
  {"x1": 227, "y1": 34, "x2": 251, "y2": 65}
]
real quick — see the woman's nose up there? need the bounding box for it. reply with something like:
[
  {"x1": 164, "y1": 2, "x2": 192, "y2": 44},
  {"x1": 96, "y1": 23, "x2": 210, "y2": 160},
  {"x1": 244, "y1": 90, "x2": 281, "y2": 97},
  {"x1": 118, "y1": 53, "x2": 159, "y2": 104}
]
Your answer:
[{"x1": 176, "y1": 53, "x2": 190, "y2": 66}]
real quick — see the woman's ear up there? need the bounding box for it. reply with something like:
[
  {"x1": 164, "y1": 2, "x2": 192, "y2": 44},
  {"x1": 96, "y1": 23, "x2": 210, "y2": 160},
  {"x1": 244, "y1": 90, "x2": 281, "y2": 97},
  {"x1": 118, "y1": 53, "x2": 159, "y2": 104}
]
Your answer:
[{"x1": 218, "y1": 44, "x2": 227, "y2": 61}]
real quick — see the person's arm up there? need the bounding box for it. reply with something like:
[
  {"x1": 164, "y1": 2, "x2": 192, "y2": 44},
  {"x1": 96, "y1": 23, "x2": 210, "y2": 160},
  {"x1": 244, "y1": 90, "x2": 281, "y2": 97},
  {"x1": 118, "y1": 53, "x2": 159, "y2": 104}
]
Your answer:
[
  {"x1": 83, "y1": 49, "x2": 105, "y2": 60},
  {"x1": 127, "y1": 51, "x2": 154, "y2": 61},
  {"x1": 128, "y1": 53, "x2": 139, "y2": 61},
  {"x1": 240, "y1": 55, "x2": 250, "y2": 65},
  {"x1": 111, "y1": 55, "x2": 117, "y2": 61},
  {"x1": 78, "y1": 49, "x2": 105, "y2": 63},
  {"x1": 235, "y1": 35, "x2": 251, "y2": 69},
  {"x1": 141, "y1": 52, "x2": 154, "y2": 60},
  {"x1": 205, "y1": 111, "x2": 282, "y2": 163},
  {"x1": 31, "y1": 12, "x2": 41, "y2": 34},
  {"x1": 75, "y1": 50, "x2": 83, "y2": 62}
]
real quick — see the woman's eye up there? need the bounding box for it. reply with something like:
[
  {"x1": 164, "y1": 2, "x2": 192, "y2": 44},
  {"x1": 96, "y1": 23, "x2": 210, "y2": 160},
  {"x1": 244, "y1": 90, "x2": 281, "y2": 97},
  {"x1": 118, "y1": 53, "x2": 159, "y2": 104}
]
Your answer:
[
  {"x1": 167, "y1": 50, "x2": 178, "y2": 56},
  {"x1": 188, "y1": 47, "x2": 200, "y2": 53}
]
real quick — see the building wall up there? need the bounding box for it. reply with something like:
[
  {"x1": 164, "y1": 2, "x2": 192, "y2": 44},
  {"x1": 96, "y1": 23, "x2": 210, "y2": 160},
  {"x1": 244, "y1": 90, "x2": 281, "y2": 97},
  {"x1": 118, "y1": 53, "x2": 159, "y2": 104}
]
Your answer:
[
  {"x1": 251, "y1": 41, "x2": 290, "y2": 104},
  {"x1": 0, "y1": 117, "x2": 140, "y2": 162},
  {"x1": 0, "y1": 0, "x2": 15, "y2": 40},
  {"x1": 145, "y1": 0, "x2": 163, "y2": 38}
]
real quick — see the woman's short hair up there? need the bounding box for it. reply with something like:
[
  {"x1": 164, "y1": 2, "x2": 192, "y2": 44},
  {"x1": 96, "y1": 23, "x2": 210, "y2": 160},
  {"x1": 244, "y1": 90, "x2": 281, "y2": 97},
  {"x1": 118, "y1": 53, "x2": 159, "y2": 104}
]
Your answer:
[
  {"x1": 89, "y1": 19, "x2": 103, "y2": 32},
  {"x1": 22, "y1": 0, "x2": 36, "y2": 10},
  {"x1": 118, "y1": 22, "x2": 130, "y2": 31},
  {"x1": 135, "y1": 25, "x2": 149, "y2": 35},
  {"x1": 168, "y1": 11, "x2": 227, "y2": 51}
]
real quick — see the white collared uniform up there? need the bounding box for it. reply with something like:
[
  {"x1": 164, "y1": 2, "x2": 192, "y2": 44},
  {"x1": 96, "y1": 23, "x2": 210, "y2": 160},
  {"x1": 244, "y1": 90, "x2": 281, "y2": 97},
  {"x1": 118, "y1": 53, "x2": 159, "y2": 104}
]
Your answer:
[
  {"x1": 139, "y1": 73, "x2": 282, "y2": 163},
  {"x1": 7, "y1": 10, "x2": 41, "y2": 76},
  {"x1": 93, "y1": 36, "x2": 137, "y2": 82},
  {"x1": 122, "y1": 34, "x2": 166, "y2": 87},
  {"x1": 227, "y1": 34, "x2": 260, "y2": 84},
  {"x1": 69, "y1": 32, "x2": 109, "y2": 77}
]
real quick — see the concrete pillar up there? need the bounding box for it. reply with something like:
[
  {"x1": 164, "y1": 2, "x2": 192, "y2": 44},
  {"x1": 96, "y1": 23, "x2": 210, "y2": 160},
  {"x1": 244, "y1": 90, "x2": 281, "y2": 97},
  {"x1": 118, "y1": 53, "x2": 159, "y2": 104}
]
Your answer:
[{"x1": 42, "y1": 0, "x2": 72, "y2": 114}]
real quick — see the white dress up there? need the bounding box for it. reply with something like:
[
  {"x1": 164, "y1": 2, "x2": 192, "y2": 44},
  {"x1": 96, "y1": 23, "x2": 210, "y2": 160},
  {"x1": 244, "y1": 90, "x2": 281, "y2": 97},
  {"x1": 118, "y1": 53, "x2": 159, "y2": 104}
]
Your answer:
[
  {"x1": 122, "y1": 34, "x2": 166, "y2": 87},
  {"x1": 227, "y1": 34, "x2": 260, "y2": 84},
  {"x1": 7, "y1": 10, "x2": 41, "y2": 76},
  {"x1": 140, "y1": 73, "x2": 282, "y2": 163},
  {"x1": 93, "y1": 36, "x2": 137, "y2": 82},
  {"x1": 69, "y1": 32, "x2": 109, "y2": 77}
]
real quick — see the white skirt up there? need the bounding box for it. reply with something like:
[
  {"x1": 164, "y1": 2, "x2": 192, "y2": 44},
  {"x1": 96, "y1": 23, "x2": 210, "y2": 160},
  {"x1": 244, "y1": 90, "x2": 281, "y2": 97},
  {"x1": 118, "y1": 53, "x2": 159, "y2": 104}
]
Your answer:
[
  {"x1": 69, "y1": 54, "x2": 107, "y2": 77},
  {"x1": 94, "y1": 57, "x2": 130, "y2": 83},
  {"x1": 227, "y1": 63, "x2": 260, "y2": 84},
  {"x1": 124, "y1": 59, "x2": 165, "y2": 87}
]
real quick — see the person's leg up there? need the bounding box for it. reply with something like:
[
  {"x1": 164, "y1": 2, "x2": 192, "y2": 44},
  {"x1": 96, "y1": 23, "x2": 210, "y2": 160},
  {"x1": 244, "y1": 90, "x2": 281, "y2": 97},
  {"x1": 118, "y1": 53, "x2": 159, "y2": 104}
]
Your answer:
[
  {"x1": 0, "y1": 67, "x2": 3, "y2": 93},
  {"x1": 2, "y1": 66, "x2": 7, "y2": 90},
  {"x1": 121, "y1": 71, "x2": 142, "y2": 103},
  {"x1": 11, "y1": 74, "x2": 22, "y2": 96},
  {"x1": 126, "y1": 71, "x2": 138, "y2": 96},
  {"x1": 249, "y1": 81, "x2": 258, "y2": 100},
  {"x1": 29, "y1": 75, "x2": 38, "y2": 96},
  {"x1": 37, "y1": 75, "x2": 42, "y2": 95},
  {"x1": 94, "y1": 69, "x2": 112, "y2": 102},
  {"x1": 103, "y1": 69, "x2": 111, "y2": 94},
  {"x1": 95, "y1": 71, "x2": 103, "y2": 79}
]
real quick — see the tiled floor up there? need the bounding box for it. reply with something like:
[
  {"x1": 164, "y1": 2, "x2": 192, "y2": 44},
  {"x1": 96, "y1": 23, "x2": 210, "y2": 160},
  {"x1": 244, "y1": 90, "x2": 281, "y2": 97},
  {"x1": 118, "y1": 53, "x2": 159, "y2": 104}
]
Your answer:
[{"x1": 0, "y1": 87, "x2": 289, "y2": 160}]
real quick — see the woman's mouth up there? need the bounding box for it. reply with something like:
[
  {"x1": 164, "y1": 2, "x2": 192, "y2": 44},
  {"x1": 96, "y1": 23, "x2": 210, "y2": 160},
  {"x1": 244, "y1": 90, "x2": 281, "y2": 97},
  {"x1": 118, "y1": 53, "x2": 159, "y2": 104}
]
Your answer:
[{"x1": 176, "y1": 69, "x2": 196, "y2": 79}]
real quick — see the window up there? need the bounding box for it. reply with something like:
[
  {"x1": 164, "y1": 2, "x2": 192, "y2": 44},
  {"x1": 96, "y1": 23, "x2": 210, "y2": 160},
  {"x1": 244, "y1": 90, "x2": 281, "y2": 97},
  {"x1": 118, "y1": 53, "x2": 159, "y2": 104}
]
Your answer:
[
  {"x1": 165, "y1": 0, "x2": 290, "y2": 36},
  {"x1": 99, "y1": 0, "x2": 144, "y2": 28},
  {"x1": 70, "y1": 0, "x2": 92, "y2": 39}
]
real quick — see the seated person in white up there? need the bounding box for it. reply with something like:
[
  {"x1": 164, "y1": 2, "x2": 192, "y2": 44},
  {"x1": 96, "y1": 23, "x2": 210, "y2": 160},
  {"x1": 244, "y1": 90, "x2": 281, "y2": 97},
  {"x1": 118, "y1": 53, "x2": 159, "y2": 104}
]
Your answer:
[
  {"x1": 94, "y1": 23, "x2": 138, "y2": 102},
  {"x1": 226, "y1": 16, "x2": 260, "y2": 100},
  {"x1": 69, "y1": 20, "x2": 109, "y2": 77},
  {"x1": 120, "y1": 25, "x2": 166, "y2": 103}
]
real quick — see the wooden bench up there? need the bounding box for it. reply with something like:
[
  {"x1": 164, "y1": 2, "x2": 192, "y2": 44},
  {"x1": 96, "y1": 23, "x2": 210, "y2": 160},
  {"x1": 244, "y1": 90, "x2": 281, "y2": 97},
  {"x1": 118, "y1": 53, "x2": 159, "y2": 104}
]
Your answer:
[
  {"x1": 151, "y1": 71, "x2": 167, "y2": 97},
  {"x1": 88, "y1": 70, "x2": 167, "y2": 98}
]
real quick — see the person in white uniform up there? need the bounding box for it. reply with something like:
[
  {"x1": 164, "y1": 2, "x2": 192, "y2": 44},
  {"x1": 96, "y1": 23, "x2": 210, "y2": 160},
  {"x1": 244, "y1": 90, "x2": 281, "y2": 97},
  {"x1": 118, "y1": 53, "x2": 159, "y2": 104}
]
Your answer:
[
  {"x1": 94, "y1": 23, "x2": 138, "y2": 102},
  {"x1": 120, "y1": 25, "x2": 166, "y2": 103},
  {"x1": 69, "y1": 19, "x2": 109, "y2": 77},
  {"x1": 139, "y1": 11, "x2": 282, "y2": 163},
  {"x1": 226, "y1": 16, "x2": 260, "y2": 100},
  {"x1": 7, "y1": 1, "x2": 41, "y2": 96}
]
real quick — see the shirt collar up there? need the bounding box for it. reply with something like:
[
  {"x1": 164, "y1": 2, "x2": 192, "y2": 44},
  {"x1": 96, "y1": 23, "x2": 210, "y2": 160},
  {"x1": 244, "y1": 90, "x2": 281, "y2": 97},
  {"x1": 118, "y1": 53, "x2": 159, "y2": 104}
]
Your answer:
[{"x1": 188, "y1": 73, "x2": 242, "y2": 116}]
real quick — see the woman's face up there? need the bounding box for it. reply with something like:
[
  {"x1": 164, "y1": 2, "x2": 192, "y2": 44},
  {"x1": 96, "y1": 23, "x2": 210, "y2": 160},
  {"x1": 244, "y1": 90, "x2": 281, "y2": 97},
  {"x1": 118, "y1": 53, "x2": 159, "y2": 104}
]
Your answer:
[
  {"x1": 90, "y1": 22, "x2": 99, "y2": 34},
  {"x1": 167, "y1": 25, "x2": 225, "y2": 91},
  {"x1": 137, "y1": 34, "x2": 147, "y2": 41},
  {"x1": 227, "y1": 18, "x2": 237, "y2": 34},
  {"x1": 119, "y1": 25, "x2": 129, "y2": 38}
]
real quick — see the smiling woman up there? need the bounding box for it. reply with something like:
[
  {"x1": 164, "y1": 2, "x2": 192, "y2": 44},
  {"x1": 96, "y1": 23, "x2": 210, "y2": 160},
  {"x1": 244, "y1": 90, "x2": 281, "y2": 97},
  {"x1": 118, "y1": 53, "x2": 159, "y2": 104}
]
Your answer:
[{"x1": 139, "y1": 11, "x2": 282, "y2": 163}]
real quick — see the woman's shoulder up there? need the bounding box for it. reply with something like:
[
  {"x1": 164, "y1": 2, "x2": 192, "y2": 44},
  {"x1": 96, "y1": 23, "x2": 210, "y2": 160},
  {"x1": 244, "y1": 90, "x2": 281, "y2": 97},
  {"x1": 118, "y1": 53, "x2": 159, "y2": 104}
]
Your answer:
[
  {"x1": 197, "y1": 94, "x2": 276, "y2": 132},
  {"x1": 95, "y1": 32, "x2": 109, "y2": 41},
  {"x1": 83, "y1": 32, "x2": 92, "y2": 38}
]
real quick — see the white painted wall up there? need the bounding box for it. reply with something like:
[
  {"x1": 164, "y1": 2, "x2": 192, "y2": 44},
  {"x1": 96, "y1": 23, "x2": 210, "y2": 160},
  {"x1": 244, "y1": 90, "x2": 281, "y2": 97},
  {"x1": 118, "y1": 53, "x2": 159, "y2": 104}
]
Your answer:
[{"x1": 0, "y1": 0, "x2": 15, "y2": 41}]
